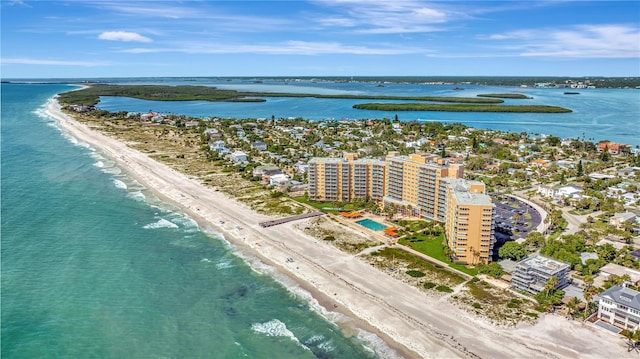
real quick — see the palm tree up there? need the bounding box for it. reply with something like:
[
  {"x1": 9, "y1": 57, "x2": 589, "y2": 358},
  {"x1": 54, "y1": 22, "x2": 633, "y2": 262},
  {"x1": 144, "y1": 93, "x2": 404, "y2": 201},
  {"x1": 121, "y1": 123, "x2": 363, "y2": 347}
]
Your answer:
[
  {"x1": 583, "y1": 275, "x2": 594, "y2": 289},
  {"x1": 545, "y1": 276, "x2": 559, "y2": 298},
  {"x1": 566, "y1": 297, "x2": 582, "y2": 319}
]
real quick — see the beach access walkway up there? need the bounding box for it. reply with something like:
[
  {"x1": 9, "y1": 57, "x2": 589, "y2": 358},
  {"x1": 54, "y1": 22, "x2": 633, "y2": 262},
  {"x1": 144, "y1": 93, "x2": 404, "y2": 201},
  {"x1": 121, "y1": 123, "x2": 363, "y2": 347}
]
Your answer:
[{"x1": 259, "y1": 211, "x2": 325, "y2": 228}]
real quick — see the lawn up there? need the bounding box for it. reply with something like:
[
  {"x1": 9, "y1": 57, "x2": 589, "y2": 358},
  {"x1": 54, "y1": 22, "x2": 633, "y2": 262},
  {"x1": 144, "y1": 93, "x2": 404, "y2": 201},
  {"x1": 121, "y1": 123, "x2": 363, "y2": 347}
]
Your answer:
[
  {"x1": 293, "y1": 196, "x2": 361, "y2": 213},
  {"x1": 399, "y1": 233, "x2": 478, "y2": 276}
]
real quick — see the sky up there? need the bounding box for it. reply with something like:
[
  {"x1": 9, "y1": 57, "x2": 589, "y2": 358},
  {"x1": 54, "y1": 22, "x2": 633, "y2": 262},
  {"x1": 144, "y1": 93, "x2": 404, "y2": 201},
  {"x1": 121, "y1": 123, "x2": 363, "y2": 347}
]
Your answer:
[{"x1": 1, "y1": 0, "x2": 639, "y2": 78}]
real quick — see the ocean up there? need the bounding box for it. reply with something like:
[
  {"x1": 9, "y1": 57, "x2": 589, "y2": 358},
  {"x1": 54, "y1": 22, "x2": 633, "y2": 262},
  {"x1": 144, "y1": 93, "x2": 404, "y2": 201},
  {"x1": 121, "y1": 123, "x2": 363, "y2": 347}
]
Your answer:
[{"x1": 1, "y1": 83, "x2": 389, "y2": 358}]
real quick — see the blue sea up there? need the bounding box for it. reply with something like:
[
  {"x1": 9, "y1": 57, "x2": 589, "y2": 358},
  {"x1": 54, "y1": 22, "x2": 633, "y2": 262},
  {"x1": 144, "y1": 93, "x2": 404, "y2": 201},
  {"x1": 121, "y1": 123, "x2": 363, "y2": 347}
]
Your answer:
[
  {"x1": 1, "y1": 83, "x2": 392, "y2": 358},
  {"x1": 87, "y1": 78, "x2": 638, "y2": 148}
]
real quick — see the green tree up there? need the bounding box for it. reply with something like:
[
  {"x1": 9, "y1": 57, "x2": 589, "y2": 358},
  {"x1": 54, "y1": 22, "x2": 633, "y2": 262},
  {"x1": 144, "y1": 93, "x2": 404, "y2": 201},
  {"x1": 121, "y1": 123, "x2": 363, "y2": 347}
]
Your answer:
[
  {"x1": 576, "y1": 160, "x2": 584, "y2": 177},
  {"x1": 477, "y1": 262, "x2": 504, "y2": 278},
  {"x1": 498, "y1": 241, "x2": 527, "y2": 261},
  {"x1": 566, "y1": 296, "x2": 582, "y2": 319},
  {"x1": 600, "y1": 146, "x2": 611, "y2": 162}
]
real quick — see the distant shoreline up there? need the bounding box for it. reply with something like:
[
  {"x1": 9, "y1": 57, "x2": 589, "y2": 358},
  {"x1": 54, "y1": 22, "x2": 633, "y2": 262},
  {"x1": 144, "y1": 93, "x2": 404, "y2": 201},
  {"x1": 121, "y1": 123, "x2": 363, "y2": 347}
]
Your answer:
[{"x1": 4, "y1": 76, "x2": 640, "y2": 89}]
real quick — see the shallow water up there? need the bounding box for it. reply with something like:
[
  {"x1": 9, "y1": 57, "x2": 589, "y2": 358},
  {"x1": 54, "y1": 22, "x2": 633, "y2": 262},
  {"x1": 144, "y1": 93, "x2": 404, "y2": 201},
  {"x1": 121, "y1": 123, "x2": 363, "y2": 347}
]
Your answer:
[{"x1": 1, "y1": 83, "x2": 391, "y2": 358}]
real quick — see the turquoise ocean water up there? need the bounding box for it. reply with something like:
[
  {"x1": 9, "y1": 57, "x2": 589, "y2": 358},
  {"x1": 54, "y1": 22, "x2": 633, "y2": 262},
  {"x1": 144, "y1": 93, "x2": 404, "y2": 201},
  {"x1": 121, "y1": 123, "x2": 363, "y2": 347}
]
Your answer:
[{"x1": 1, "y1": 83, "x2": 387, "y2": 358}]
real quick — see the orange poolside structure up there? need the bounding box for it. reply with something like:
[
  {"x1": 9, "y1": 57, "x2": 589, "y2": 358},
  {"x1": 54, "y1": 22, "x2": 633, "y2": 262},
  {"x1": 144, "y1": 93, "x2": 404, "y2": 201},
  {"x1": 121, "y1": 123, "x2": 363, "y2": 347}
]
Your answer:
[
  {"x1": 339, "y1": 211, "x2": 363, "y2": 219},
  {"x1": 383, "y1": 226, "x2": 398, "y2": 237}
]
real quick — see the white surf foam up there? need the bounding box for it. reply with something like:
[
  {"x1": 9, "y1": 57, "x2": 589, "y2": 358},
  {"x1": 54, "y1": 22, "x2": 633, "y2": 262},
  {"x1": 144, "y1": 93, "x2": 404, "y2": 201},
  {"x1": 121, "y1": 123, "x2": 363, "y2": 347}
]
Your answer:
[
  {"x1": 113, "y1": 179, "x2": 128, "y2": 190},
  {"x1": 251, "y1": 319, "x2": 309, "y2": 350},
  {"x1": 93, "y1": 161, "x2": 105, "y2": 168},
  {"x1": 128, "y1": 191, "x2": 146, "y2": 202},
  {"x1": 215, "y1": 259, "x2": 235, "y2": 270},
  {"x1": 143, "y1": 218, "x2": 179, "y2": 230}
]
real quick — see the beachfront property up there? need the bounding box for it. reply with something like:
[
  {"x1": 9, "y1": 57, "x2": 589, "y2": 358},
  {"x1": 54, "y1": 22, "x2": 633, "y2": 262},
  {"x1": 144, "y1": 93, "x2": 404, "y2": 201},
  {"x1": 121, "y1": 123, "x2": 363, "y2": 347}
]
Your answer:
[
  {"x1": 308, "y1": 151, "x2": 495, "y2": 264},
  {"x1": 511, "y1": 255, "x2": 570, "y2": 294},
  {"x1": 444, "y1": 179, "x2": 495, "y2": 264},
  {"x1": 383, "y1": 152, "x2": 463, "y2": 221},
  {"x1": 597, "y1": 285, "x2": 640, "y2": 331},
  {"x1": 308, "y1": 153, "x2": 386, "y2": 202}
]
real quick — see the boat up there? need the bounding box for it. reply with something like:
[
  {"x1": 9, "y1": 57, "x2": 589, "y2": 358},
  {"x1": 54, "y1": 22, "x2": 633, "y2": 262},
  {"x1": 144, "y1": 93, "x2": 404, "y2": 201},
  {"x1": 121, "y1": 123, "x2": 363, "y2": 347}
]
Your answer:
[
  {"x1": 564, "y1": 92, "x2": 580, "y2": 95},
  {"x1": 453, "y1": 87, "x2": 464, "y2": 90}
]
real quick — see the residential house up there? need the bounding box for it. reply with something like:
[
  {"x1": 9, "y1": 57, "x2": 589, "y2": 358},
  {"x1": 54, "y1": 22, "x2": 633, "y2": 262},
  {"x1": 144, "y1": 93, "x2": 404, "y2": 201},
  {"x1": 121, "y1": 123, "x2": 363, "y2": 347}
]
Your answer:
[
  {"x1": 610, "y1": 212, "x2": 637, "y2": 229},
  {"x1": 511, "y1": 255, "x2": 570, "y2": 294},
  {"x1": 597, "y1": 141, "x2": 631, "y2": 155},
  {"x1": 537, "y1": 184, "x2": 583, "y2": 199},
  {"x1": 252, "y1": 141, "x2": 268, "y2": 151},
  {"x1": 595, "y1": 263, "x2": 640, "y2": 288},
  {"x1": 295, "y1": 161, "x2": 309, "y2": 174},
  {"x1": 209, "y1": 140, "x2": 227, "y2": 153},
  {"x1": 230, "y1": 151, "x2": 248, "y2": 163},
  {"x1": 269, "y1": 173, "x2": 290, "y2": 188},
  {"x1": 597, "y1": 285, "x2": 640, "y2": 330}
]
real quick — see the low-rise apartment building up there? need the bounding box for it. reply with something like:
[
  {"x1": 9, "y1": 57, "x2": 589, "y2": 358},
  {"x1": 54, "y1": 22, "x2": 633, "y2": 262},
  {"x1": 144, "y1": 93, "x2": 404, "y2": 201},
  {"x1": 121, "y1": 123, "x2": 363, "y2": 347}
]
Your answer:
[{"x1": 511, "y1": 255, "x2": 570, "y2": 294}]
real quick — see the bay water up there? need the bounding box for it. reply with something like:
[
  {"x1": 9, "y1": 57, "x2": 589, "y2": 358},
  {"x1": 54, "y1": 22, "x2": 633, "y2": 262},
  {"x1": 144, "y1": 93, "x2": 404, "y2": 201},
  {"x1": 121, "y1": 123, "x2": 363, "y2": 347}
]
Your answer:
[
  {"x1": 1, "y1": 83, "x2": 388, "y2": 358},
  {"x1": 93, "y1": 78, "x2": 639, "y2": 148}
]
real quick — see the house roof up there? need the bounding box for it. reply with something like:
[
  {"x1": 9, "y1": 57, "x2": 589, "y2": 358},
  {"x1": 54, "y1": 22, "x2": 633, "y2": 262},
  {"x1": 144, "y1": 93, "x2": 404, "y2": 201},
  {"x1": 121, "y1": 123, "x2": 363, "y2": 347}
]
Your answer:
[{"x1": 600, "y1": 285, "x2": 640, "y2": 311}]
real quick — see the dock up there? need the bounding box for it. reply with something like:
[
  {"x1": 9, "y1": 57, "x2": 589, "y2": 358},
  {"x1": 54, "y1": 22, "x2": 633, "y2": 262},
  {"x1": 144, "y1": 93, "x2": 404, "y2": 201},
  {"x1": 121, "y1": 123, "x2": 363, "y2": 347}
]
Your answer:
[{"x1": 259, "y1": 211, "x2": 325, "y2": 228}]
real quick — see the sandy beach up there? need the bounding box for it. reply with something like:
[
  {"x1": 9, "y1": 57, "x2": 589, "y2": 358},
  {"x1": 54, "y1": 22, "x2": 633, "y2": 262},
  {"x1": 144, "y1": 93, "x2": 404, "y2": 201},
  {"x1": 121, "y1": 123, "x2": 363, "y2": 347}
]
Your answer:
[{"x1": 47, "y1": 98, "x2": 630, "y2": 359}]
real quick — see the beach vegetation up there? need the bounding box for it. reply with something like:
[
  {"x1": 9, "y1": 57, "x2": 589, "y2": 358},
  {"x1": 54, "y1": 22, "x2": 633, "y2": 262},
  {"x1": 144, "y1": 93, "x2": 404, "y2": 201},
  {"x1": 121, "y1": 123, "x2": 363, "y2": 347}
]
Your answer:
[
  {"x1": 423, "y1": 282, "x2": 436, "y2": 289},
  {"x1": 406, "y1": 270, "x2": 426, "y2": 278},
  {"x1": 435, "y1": 285, "x2": 453, "y2": 293}
]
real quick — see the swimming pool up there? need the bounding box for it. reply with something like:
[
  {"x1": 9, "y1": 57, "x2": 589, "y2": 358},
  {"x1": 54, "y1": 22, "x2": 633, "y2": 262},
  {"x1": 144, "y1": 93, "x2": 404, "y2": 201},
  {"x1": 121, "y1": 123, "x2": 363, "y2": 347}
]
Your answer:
[{"x1": 355, "y1": 219, "x2": 388, "y2": 231}]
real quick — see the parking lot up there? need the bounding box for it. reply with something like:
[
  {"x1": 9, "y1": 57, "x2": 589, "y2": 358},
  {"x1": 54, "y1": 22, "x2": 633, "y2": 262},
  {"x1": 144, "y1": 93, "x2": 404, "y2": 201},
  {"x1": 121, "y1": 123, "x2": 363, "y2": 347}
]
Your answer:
[{"x1": 491, "y1": 195, "x2": 542, "y2": 245}]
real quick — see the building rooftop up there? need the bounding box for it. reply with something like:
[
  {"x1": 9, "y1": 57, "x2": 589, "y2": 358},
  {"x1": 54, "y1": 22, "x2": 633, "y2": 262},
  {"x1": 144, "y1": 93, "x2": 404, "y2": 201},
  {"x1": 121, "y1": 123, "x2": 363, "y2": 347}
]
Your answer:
[
  {"x1": 516, "y1": 255, "x2": 570, "y2": 274},
  {"x1": 600, "y1": 285, "x2": 640, "y2": 312},
  {"x1": 309, "y1": 157, "x2": 346, "y2": 164},
  {"x1": 448, "y1": 178, "x2": 493, "y2": 206}
]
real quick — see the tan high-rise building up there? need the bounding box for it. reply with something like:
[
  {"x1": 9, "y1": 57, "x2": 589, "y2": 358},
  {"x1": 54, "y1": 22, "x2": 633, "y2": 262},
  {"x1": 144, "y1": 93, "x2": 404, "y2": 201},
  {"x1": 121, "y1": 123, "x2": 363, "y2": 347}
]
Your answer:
[
  {"x1": 444, "y1": 179, "x2": 495, "y2": 264},
  {"x1": 384, "y1": 152, "x2": 463, "y2": 220},
  {"x1": 308, "y1": 152, "x2": 495, "y2": 265},
  {"x1": 308, "y1": 154, "x2": 386, "y2": 202}
]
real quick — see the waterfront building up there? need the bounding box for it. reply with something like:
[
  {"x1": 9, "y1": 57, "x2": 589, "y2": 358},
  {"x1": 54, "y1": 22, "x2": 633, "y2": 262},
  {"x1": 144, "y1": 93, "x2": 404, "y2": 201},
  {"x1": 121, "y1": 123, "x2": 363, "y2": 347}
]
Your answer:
[
  {"x1": 308, "y1": 151, "x2": 495, "y2": 264},
  {"x1": 308, "y1": 153, "x2": 386, "y2": 202},
  {"x1": 444, "y1": 179, "x2": 495, "y2": 264},
  {"x1": 383, "y1": 152, "x2": 463, "y2": 221},
  {"x1": 597, "y1": 285, "x2": 640, "y2": 331},
  {"x1": 511, "y1": 255, "x2": 570, "y2": 294}
]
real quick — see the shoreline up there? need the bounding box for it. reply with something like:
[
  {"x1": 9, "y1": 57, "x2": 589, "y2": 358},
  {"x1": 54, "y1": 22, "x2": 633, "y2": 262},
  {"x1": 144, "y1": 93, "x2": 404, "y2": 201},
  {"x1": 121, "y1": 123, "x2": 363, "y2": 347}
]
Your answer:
[{"x1": 46, "y1": 97, "x2": 630, "y2": 359}]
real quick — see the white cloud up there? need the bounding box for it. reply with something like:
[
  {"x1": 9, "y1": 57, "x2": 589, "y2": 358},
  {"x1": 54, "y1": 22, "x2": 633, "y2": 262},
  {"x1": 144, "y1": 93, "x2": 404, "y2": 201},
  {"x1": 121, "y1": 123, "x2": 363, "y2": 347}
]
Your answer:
[
  {"x1": 1, "y1": 58, "x2": 109, "y2": 66},
  {"x1": 481, "y1": 24, "x2": 640, "y2": 58},
  {"x1": 312, "y1": 0, "x2": 449, "y2": 34},
  {"x1": 121, "y1": 40, "x2": 423, "y2": 56},
  {"x1": 98, "y1": 31, "x2": 152, "y2": 43}
]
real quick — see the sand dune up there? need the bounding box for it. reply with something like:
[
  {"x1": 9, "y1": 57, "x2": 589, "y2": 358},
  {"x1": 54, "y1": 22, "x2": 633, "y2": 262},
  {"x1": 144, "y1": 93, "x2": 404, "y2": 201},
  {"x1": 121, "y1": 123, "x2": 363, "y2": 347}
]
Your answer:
[{"x1": 47, "y1": 98, "x2": 628, "y2": 359}]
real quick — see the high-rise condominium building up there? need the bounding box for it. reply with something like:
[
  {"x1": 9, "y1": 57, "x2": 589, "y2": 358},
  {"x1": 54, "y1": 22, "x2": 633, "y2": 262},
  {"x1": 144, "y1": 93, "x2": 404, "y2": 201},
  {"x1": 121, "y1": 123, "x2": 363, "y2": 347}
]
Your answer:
[
  {"x1": 444, "y1": 179, "x2": 495, "y2": 264},
  {"x1": 308, "y1": 153, "x2": 386, "y2": 202},
  {"x1": 308, "y1": 152, "x2": 495, "y2": 264},
  {"x1": 383, "y1": 152, "x2": 463, "y2": 221}
]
